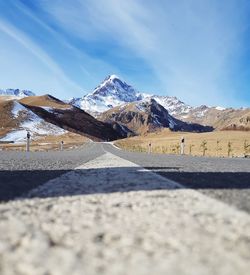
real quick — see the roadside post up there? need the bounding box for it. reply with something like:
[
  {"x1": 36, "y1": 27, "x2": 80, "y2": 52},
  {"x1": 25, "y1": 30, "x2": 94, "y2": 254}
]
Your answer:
[
  {"x1": 180, "y1": 137, "x2": 185, "y2": 155},
  {"x1": 148, "y1": 142, "x2": 152, "y2": 154},
  {"x1": 26, "y1": 131, "x2": 31, "y2": 152},
  {"x1": 60, "y1": 140, "x2": 64, "y2": 151}
]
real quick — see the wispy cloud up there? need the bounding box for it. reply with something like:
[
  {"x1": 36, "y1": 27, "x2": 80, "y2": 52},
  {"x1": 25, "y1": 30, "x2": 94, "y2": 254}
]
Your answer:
[
  {"x1": 0, "y1": 17, "x2": 84, "y2": 93},
  {"x1": 38, "y1": 0, "x2": 250, "y2": 106},
  {"x1": 0, "y1": 0, "x2": 249, "y2": 106},
  {"x1": 0, "y1": 0, "x2": 121, "y2": 96}
]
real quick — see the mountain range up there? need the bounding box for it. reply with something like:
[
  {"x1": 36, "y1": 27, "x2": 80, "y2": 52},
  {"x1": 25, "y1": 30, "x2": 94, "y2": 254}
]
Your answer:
[
  {"x1": 70, "y1": 75, "x2": 250, "y2": 131},
  {"x1": 0, "y1": 94, "x2": 125, "y2": 143},
  {"x1": 0, "y1": 75, "x2": 249, "y2": 142},
  {"x1": 70, "y1": 75, "x2": 192, "y2": 117},
  {"x1": 98, "y1": 98, "x2": 212, "y2": 135},
  {"x1": 0, "y1": 89, "x2": 35, "y2": 98}
]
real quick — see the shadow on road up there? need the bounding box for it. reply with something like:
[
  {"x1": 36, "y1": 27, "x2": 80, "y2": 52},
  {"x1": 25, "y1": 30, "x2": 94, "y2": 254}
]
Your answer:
[
  {"x1": 145, "y1": 168, "x2": 250, "y2": 189},
  {"x1": 0, "y1": 167, "x2": 250, "y2": 203},
  {"x1": 0, "y1": 170, "x2": 71, "y2": 202}
]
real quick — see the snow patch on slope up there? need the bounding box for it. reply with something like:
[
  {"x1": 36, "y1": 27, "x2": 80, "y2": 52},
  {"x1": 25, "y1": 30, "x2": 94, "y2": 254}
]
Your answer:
[
  {"x1": 153, "y1": 96, "x2": 192, "y2": 115},
  {"x1": 12, "y1": 101, "x2": 26, "y2": 118},
  {"x1": 215, "y1": 106, "x2": 226, "y2": 111},
  {"x1": 1, "y1": 101, "x2": 67, "y2": 143},
  {"x1": 135, "y1": 98, "x2": 152, "y2": 112},
  {"x1": 0, "y1": 130, "x2": 28, "y2": 143}
]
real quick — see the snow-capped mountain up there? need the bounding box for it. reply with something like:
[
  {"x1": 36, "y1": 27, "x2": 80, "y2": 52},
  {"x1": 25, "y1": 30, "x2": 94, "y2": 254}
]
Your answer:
[
  {"x1": 0, "y1": 88, "x2": 35, "y2": 98},
  {"x1": 70, "y1": 75, "x2": 193, "y2": 118},
  {"x1": 70, "y1": 75, "x2": 149, "y2": 114},
  {"x1": 70, "y1": 75, "x2": 250, "y2": 130},
  {"x1": 153, "y1": 95, "x2": 192, "y2": 116}
]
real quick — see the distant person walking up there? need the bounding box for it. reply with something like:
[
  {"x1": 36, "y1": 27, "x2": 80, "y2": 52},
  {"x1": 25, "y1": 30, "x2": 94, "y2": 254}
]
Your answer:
[{"x1": 180, "y1": 137, "x2": 185, "y2": 155}]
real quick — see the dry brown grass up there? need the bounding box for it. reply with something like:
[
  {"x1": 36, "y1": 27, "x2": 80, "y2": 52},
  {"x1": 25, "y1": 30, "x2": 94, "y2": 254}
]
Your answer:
[
  {"x1": 115, "y1": 129, "x2": 250, "y2": 157},
  {"x1": 0, "y1": 132, "x2": 89, "y2": 152},
  {"x1": 19, "y1": 95, "x2": 72, "y2": 109}
]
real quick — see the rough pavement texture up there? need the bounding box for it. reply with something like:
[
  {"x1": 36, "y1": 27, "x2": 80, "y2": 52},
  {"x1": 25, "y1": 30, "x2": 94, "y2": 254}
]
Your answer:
[
  {"x1": 0, "y1": 143, "x2": 104, "y2": 201},
  {"x1": 106, "y1": 144, "x2": 250, "y2": 213},
  {"x1": 1, "y1": 150, "x2": 250, "y2": 275}
]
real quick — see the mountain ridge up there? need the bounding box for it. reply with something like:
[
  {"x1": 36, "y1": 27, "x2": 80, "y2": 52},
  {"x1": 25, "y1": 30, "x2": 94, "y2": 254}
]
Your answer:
[
  {"x1": 70, "y1": 75, "x2": 249, "y2": 130},
  {"x1": 99, "y1": 98, "x2": 213, "y2": 135},
  {"x1": 1, "y1": 75, "x2": 249, "y2": 132},
  {"x1": 0, "y1": 89, "x2": 35, "y2": 98},
  {"x1": 0, "y1": 94, "x2": 127, "y2": 142},
  {"x1": 69, "y1": 75, "x2": 226, "y2": 117}
]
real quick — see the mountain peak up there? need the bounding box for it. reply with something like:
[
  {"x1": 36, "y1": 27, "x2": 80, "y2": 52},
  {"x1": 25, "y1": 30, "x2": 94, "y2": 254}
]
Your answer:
[
  {"x1": 70, "y1": 75, "x2": 192, "y2": 117},
  {"x1": 105, "y1": 74, "x2": 120, "y2": 81},
  {"x1": 92, "y1": 75, "x2": 139, "y2": 102}
]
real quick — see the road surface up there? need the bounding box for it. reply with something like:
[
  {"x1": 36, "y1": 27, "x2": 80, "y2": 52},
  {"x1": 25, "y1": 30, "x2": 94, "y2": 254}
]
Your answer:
[{"x1": 0, "y1": 142, "x2": 250, "y2": 275}]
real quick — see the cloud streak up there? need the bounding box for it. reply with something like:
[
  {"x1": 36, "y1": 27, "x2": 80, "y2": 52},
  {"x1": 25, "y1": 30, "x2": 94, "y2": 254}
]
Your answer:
[
  {"x1": 0, "y1": 0, "x2": 249, "y2": 106},
  {"x1": 38, "y1": 0, "x2": 250, "y2": 106},
  {"x1": 0, "y1": 17, "x2": 84, "y2": 93},
  {"x1": 0, "y1": 0, "x2": 122, "y2": 97}
]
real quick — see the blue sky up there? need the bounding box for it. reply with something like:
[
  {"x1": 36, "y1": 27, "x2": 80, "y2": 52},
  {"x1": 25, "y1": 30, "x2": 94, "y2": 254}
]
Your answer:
[{"x1": 0, "y1": 0, "x2": 250, "y2": 107}]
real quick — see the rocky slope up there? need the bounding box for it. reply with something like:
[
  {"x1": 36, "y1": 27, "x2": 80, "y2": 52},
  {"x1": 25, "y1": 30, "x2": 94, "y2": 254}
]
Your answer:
[
  {"x1": 99, "y1": 98, "x2": 213, "y2": 135},
  {"x1": 174, "y1": 106, "x2": 250, "y2": 131}
]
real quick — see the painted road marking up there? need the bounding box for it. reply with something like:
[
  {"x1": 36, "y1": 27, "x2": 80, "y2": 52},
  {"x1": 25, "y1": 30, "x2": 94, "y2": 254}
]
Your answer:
[{"x1": 1, "y1": 152, "x2": 250, "y2": 275}]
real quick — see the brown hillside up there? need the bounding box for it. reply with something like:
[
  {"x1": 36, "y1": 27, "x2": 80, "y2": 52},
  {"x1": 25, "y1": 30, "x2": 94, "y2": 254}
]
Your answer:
[
  {"x1": 99, "y1": 99, "x2": 213, "y2": 135},
  {"x1": 19, "y1": 95, "x2": 124, "y2": 141},
  {"x1": 176, "y1": 107, "x2": 250, "y2": 131},
  {"x1": 19, "y1": 94, "x2": 71, "y2": 109},
  {"x1": 0, "y1": 100, "x2": 17, "y2": 136},
  {"x1": 221, "y1": 111, "x2": 250, "y2": 131}
]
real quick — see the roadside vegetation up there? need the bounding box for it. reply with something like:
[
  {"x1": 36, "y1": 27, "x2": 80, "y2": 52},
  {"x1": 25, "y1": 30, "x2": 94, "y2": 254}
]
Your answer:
[{"x1": 115, "y1": 129, "x2": 250, "y2": 158}]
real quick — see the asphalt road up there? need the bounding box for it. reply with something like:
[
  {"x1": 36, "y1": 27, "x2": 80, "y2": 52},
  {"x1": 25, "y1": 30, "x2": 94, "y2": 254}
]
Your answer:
[
  {"x1": 1, "y1": 142, "x2": 250, "y2": 212},
  {"x1": 1, "y1": 142, "x2": 250, "y2": 275},
  {"x1": 0, "y1": 142, "x2": 104, "y2": 201},
  {"x1": 103, "y1": 143, "x2": 250, "y2": 213}
]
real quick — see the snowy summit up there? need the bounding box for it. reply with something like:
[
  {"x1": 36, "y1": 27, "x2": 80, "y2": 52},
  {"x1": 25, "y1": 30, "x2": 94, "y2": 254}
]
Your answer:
[
  {"x1": 70, "y1": 75, "x2": 192, "y2": 117},
  {"x1": 70, "y1": 75, "x2": 147, "y2": 113}
]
